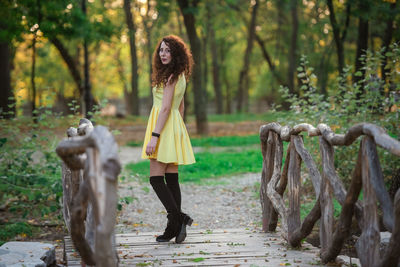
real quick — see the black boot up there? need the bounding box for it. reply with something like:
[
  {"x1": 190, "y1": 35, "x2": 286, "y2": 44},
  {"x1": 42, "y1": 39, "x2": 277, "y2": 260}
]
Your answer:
[
  {"x1": 165, "y1": 173, "x2": 194, "y2": 243},
  {"x1": 165, "y1": 174, "x2": 194, "y2": 226},
  {"x1": 156, "y1": 213, "x2": 181, "y2": 242},
  {"x1": 175, "y1": 213, "x2": 194, "y2": 243},
  {"x1": 150, "y1": 176, "x2": 181, "y2": 242}
]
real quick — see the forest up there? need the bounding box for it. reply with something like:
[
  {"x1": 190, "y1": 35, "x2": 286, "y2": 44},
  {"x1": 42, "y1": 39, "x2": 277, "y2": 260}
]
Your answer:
[
  {"x1": 1, "y1": 0, "x2": 399, "y2": 133},
  {"x1": 1, "y1": 0, "x2": 400, "y2": 263}
]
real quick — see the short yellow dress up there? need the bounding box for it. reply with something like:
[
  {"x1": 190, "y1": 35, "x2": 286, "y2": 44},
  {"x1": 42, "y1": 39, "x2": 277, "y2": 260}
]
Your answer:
[{"x1": 141, "y1": 74, "x2": 195, "y2": 165}]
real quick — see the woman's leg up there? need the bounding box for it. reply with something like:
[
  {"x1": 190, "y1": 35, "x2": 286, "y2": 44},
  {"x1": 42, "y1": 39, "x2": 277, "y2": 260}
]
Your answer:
[
  {"x1": 165, "y1": 164, "x2": 193, "y2": 243},
  {"x1": 165, "y1": 164, "x2": 180, "y2": 211},
  {"x1": 149, "y1": 160, "x2": 183, "y2": 242},
  {"x1": 149, "y1": 159, "x2": 178, "y2": 215}
]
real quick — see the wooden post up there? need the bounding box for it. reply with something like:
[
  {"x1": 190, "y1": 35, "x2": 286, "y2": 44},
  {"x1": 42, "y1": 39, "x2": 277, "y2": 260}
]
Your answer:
[
  {"x1": 293, "y1": 136, "x2": 321, "y2": 197},
  {"x1": 319, "y1": 137, "x2": 364, "y2": 228},
  {"x1": 57, "y1": 122, "x2": 121, "y2": 267},
  {"x1": 266, "y1": 133, "x2": 287, "y2": 236},
  {"x1": 320, "y1": 142, "x2": 363, "y2": 263},
  {"x1": 356, "y1": 136, "x2": 380, "y2": 267},
  {"x1": 287, "y1": 135, "x2": 301, "y2": 242},
  {"x1": 260, "y1": 131, "x2": 275, "y2": 232},
  {"x1": 380, "y1": 189, "x2": 400, "y2": 266},
  {"x1": 364, "y1": 136, "x2": 394, "y2": 232}
]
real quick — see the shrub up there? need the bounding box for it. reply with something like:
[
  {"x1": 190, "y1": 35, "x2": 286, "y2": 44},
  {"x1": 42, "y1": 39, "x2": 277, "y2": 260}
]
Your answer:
[{"x1": 278, "y1": 44, "x2": 400, "y2": 185}]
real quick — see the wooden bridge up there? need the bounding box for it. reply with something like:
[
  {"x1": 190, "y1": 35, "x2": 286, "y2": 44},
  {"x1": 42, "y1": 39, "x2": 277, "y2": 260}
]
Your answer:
[
  {"x1": 57, "y1": 120, "x2": 400, "y2": 267},
  {"x1": 64, "y1": 228, "x2": 356, "y2": 266}
]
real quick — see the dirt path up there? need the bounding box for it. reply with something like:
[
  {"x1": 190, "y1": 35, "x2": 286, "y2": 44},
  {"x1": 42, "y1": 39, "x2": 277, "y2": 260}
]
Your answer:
[{"x1": 117, "y1": 145, "x2": 262, "y2": 234}]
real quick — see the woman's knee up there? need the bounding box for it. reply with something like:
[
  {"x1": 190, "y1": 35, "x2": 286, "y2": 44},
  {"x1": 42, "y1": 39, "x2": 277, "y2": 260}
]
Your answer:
[
  {"x1": 165, "y1": 164, "x2": 178, "y2": 173},
  {"x1": 150, "y1": 159, "x2": 167, "y2": 176}
]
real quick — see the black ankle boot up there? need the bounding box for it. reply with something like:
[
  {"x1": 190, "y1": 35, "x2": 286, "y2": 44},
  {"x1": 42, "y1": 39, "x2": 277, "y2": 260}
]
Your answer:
[
  {"x1": 175, "y1": 213, "x2": 193, "y2": 244},
  {"x1": 156, "y1": 213, "x2": 181, "y2": 242},
  {"x1": 181, "y1": 213, "x2": 193, "y2": 226}
]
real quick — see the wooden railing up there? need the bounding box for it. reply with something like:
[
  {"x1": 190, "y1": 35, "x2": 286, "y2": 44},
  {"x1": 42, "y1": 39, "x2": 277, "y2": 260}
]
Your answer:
[
  {"x1": 259, "y1": 122, "x2": 400, "y2": 267},
  {"x1": 56, "y1": 119, "x2": 121, "y2": 267}
]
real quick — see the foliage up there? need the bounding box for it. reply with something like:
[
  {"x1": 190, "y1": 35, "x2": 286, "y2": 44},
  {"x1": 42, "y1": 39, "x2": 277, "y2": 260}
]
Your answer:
[
  {"x1": 278, "y1": 46, "x2": 400, "y2": 184},
  {"x1": 0, "y1": 222, "x2": 33, "y2": 246},
  {"x1": 0, "y1": 106, "x2": 63, "y2": 220}
]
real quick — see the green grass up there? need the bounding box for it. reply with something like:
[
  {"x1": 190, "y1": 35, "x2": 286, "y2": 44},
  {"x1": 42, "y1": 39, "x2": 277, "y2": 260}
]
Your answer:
[
  {"x1": 300, "y1": 198, "x2": 342, "y2": 220},
  {"x1": 190, "y1": 135, "x2": 260, "y2": 147},
  {"x1": 199, "y1": 111, "x2": 291, "y2": 123},
  {"x1": 126, "y1": 149, "x2": 263, "y2": 183},
  {"x1": 0, "y1": 222, "x2": 33, "y2": 246},
  {"x1": 127, "y1": 134, "x2": 261, "y2": 147}
]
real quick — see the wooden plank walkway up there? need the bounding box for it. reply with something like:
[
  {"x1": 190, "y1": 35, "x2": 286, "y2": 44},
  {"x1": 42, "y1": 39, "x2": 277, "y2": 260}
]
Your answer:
[{"x1": 64, "y1": 228, "x2": 336, "y2": 266}]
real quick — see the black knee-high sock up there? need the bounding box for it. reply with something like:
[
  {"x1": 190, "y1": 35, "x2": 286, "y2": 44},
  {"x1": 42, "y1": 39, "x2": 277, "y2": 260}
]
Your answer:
[
  {"x1": 150, "y1": 176, "x2": 179, "y2": 214},
  {"x1": 165, "y1": 173, "x2": 181, "y2": 212}
]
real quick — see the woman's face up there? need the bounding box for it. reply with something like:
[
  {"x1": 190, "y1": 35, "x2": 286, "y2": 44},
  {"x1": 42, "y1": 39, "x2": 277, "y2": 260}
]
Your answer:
[{"x1": 159, "y1": 41, "x2": 172, "y2": 65}]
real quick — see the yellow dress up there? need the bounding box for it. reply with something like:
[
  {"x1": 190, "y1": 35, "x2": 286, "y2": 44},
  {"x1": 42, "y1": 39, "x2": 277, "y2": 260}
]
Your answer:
[{"x1": 141, "y1": 74, "x2": 195, "y2": 165}]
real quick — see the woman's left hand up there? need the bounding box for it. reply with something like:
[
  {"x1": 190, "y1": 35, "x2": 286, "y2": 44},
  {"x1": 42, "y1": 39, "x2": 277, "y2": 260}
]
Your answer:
[{"x1": 146, "y1": 136, "x2": 159, "y2": 156}]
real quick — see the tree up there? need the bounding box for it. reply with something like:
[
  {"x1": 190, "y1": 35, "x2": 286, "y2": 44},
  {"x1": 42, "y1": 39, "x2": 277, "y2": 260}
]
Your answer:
[
  {"x1": 177, "y1": 0, "x2": 208, "y2": 135},
  {"x1": 35, "y1": 0, "x2": 113, "y2": 115},
  {"x1": 236, "y1": 0, "x2": 259, "y2": 112},
  {"x1": 0, "y1": 1, "x2": 24, "y2": 118},
  {"x1": 82, "y1": 0, "x2": 94, "y2": 118},
  {"x1": 381, "y1": 2, "x2": 398, "y2": 85},
  {"x1": 255, "y1": 33, "x2": 286, "y2": 86},
  {"x1": 207, "y1": 2, "x2": 223, "y2": 114},
  {"x1": 353, "y1": 0, "x2": 369, "y2": 98},
  {"x1": 327, "y1": 0, "x2": 351, "y2": 76},
  {"x1": 123, "y1": 0, "x2": 139, "y2": 115},
  {"x1": 287, "y1": 0, "x2": 299, "y2": 96},
  {"x1": 140, "y1": 0, "x2": 157, "y2": 111},
  {"x1": 0, "y1": 42, "x2": 15, "y2": 118}
]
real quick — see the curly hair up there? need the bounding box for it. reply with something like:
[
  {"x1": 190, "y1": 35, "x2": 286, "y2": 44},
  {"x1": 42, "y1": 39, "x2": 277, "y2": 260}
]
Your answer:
[{"x1": 152, "y1": 35, "x2": 194, "y2": 87}]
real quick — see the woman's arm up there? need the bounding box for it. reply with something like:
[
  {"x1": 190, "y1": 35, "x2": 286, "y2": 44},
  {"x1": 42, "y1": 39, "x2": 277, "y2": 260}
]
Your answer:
[
  {"x1": 179, "y1": 97, "x2": 184, "y2": 118},
  {"x1": 146, "y1": 75, "x2": 177, "y2": 155}
]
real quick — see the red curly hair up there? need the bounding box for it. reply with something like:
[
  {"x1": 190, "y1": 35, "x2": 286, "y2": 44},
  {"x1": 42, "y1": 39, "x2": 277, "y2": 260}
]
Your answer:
[{"x1": 152, "y1": 35, "x2": 193, "y2": 87}]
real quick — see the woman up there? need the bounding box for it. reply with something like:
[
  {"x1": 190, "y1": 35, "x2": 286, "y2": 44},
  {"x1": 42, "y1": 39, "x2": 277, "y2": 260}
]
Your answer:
[{"x1": 141, "y1": 35, "x2": 195, "y2": 244}]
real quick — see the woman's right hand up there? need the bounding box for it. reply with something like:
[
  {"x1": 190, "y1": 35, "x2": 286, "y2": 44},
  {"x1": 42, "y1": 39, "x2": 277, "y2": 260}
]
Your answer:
[{"x1": 146, "y1": 136, "x2": 159, "y2": 156}]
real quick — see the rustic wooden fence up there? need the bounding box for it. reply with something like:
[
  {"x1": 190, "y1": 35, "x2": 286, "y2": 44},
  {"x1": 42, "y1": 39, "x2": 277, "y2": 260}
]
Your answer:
[
  {"x1": 259, "y1": 122, "x2": 400, "y2": 267},
  {"x1": 56, "y1": 118, "x2": 121, "y2": 267}
]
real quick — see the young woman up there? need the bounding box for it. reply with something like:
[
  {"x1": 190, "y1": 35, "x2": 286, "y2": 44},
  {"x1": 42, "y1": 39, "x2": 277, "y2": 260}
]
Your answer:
[{"x1": 141, "y1": 35, "x2": 195, "y2": 243}]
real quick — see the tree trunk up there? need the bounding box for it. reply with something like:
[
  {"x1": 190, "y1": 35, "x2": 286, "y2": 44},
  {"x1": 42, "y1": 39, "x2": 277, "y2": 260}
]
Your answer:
[
  {"x1": 82, "y1": 0, "x2": 94, "y2": 119},
  {"x1": 123, "y1": 0, "x2": 140, "y2": 115},
  {"x1": 210, "y1": 26, "x2": 223, "y2": 114},
  {"x1": 31, "y1": 33, "x2": 37, "y2": 121},
  {"x1": 177, "y1": 0, "x2": 208, "y2": 135},
  {"x1": 255, "y1": 33, "x2": 286, "y2": 86},
  {"x1": 381, "y1": 3, "x2": 397, "y2": 85},
  {"x1": 327, "y1": 0, "x2": 345, "y2": 75},
  {"x1": 202, "y1": 35, "x2": 208, "y2": 104},
  {"x1": 115, "y1": 48, "x2": 132, "y2": 115},
  {"x1": 236, "y1": 0, "x2": 259, "y2": 112},
  {"x1": 219, "y1": 41, "x2": 231, "y2": 114},
  {"x1": 353, "y1": 1, "x2": 369, "y2": 98},
  {"x1": 142, "y1": 0, "x2": 154, "y2": 112},
  {"x1": 275, "y1": 0, "x2": 285, "y2": 57},
  {"x1": 51, "y1": 37, "x2": 84, "y2": 99},
  {"x1": 0, "y1": 42, "x2": 15, "y2": 119},
  {"x1": 317, "y1": 43, "x2": 334, "y2": 96},
  {"x1": 287, "y1": 0, "x2": 298, "y2": 95}
]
